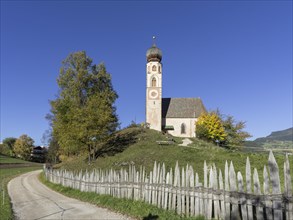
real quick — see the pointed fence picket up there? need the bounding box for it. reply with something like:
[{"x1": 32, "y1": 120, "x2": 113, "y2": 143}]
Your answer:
[{"x1": 44, "y1": 151, "x2": 292, "y2": 219}]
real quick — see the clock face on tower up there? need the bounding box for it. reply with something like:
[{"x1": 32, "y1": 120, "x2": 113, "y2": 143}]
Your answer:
[{"x1": 149, "y1": 89, "x2": 159, "y2": 99}]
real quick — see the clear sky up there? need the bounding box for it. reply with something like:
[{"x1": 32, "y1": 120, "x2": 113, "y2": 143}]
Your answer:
[{"x1": 1, "y1": 1, "x2": 292, "y2": 145}]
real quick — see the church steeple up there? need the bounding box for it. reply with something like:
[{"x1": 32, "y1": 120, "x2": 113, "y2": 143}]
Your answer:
[{"x1": 146, "y1": 37, "x2": 162, "y2": 131}]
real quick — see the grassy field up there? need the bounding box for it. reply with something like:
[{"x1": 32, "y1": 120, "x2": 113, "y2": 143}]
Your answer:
[
  {"x1": 39, "y1": 173, "x2": 204, "y2": 220},
  {"x1": 0, "y1": 155, "x2": 42, "y2": 220},
  {"x1": 57, "y1": 127, "x2": 293, "y2": 186},
  {"x1": 0, "y1": 155, "x2": 32, "y2": 164}
]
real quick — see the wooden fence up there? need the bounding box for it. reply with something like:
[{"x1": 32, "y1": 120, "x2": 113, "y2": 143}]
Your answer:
[{"x1": 44, "y1": 151, "x2": 292, "y2": 219}]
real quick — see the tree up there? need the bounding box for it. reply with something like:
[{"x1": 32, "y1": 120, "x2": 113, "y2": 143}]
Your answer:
[
  {"x1": 41, "y1": 129, "x2": 60, "y2": 164},
  {"x1": 196, "y1": 112, "x2": 227, "y2": 145},
  {"x1": 14, "y1": 135, "x2": 34, "y2": 160},
  {"x1": 1, "y1": 137, "x2": 17, "y2": 156},
  {"x1": 47, "y1": 137, "x2": 60, "y2": 164},
  {"x1": 221, "y1": 115, "x2": 251, "y2": 149},
  {"x1": 196, "y1": 111, "x2": 251, "y2": 149},
  {"x1": 49, "y1": 51, "x2": 119, "y2": 163}
]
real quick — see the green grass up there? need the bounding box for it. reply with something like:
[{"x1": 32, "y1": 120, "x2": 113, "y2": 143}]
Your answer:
[
  {"x1": 0, "y1": 154, "x2": 31, "y2": 164},
  {"x1": 0, "y1": 155, "x2": 42, "y2": 220},
  {"x1": 39, "y1": 172, "x2": 205, "y2": 220},
  {"x1": 57, "y1": 127, "x2": 293, "y2": 187}
]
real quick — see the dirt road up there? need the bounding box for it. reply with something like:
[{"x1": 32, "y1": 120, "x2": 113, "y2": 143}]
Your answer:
[{"x1": 8, "y1": 170, "x2": 132, "y2": 220}]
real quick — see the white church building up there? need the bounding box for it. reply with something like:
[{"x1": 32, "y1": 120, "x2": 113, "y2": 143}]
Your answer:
[{"x1": 145, "y1": 42, "x2": 206, "y2": 137}]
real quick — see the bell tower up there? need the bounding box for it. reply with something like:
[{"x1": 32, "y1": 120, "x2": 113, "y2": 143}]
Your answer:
[{"x1": 146, "y1": 37, "x2": 162, "y2": 131}]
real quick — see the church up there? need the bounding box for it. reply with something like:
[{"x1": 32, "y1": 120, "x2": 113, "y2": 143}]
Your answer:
[{"x1": 145, "y1": 41, "x2": 206, "y2": 138}]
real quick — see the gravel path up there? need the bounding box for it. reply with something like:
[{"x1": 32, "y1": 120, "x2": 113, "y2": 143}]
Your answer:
[{"x1": 8, "y1": 170, "x2": 133, "y2": 220}]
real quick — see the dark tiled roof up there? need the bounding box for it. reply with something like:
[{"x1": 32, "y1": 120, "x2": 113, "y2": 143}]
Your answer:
[{"x1": 162, "y1": 98, "x2": 206, "y2": 118}]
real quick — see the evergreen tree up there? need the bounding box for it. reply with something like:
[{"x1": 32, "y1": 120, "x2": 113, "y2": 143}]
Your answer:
[{"x1": 49, "y1": 51, "x2": 118, "y2": 163}]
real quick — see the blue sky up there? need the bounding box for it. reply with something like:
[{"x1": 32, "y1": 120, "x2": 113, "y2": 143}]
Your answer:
[{"x1": 1, "y1": 1, "x2": 292, "y2": 145}]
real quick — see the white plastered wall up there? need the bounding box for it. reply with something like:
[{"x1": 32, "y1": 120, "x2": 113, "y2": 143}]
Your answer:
[{"x1": 163, "y1": 118, "x2": 198, "y2": 137}]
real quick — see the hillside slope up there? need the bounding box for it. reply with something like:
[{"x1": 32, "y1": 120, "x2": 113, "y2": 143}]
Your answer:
[{"x1": 57, "y1": 127, "x2": 292, "y2": 182}]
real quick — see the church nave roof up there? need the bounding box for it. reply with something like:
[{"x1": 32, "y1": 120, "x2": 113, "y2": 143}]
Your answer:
[{"x1": 162, "y1": 98, "x2": 206, "y2": 118}]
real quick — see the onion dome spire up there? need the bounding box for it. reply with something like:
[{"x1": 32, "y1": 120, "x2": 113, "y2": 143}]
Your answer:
[{"x1": 146, "y1": 36, "x2": 162, "y2": 62}]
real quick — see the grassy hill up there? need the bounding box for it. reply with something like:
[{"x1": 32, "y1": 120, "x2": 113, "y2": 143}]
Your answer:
[{"x1": 57, "y1": 127, "x2": 292, "y2": 184}]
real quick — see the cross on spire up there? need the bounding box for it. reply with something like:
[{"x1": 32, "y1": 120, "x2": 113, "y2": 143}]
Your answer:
[{"x1": 152, "y1": 36, "x2": 156, "y2": 46}]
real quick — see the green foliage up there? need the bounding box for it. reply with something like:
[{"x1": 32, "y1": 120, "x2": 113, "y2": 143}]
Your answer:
[
  {"x1": 0, "y1": 154, "x2": 32, "y2": 164},
  {"x1": 196, "y1": 112, "x2": 227, "y2": 144},
  {"x1": 126, "y1": 120, "x2": 142, "y2": 128},
  {"x1": 221, "y1": 115, "x2": 251, "y2": 149},
  {"x1": 0, "y1": 137, "x2": 17, "y2": 156},
  {"x1": 39, "y1": 172, "x2": 205, "y2": 220},
  {"x1": 13, "y1": 134, "x2": 34, "y2": 160},
  {"x1": 196, "y1": 111, "x2": 251, "y2": 149},
  {"x1": 49, "y1": 51, "x2": 118, "y2": 163}
]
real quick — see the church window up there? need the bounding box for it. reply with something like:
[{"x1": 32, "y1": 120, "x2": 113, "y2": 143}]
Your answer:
[
  {"x1": 181, "y1": 123, "x2": 186, "y2": 134},
  {"x1": 152, "y1": 65, "x2": 157, "y2": 72},
  {"x1": 148, "y1": 66, "x2": 150, "y2": 73},
  {"x1": 158, "y1": 66, "x2": 161, "y2": 73},
  {"x1": 152, "y1": 78, "x2": 157, "y2": 87}
]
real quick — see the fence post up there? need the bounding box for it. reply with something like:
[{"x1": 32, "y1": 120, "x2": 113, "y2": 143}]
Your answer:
[
  {"x1": 213, "y1": 164, "x2": 220, "y2": 219},
  {"x1": 203, "y1": 161, "x2": 208, "y2": 218},
  {"x1": 229, "y1": 161, "x2": 239, "y2": 220},
  {"x1": 195, "y1": 173, "x2": 203, "y2": 216},
  {"x1": 268, "y1": 151, "x2": 282, "y2": 219},
  {"x1": 224, "y1": 161, "x2": 230, "y2": 220},
  {"x1": 219, "y1": 169, "x2": 225, "y2": 219},
  {"x1": 168, "y1": 168, "x2": 173, "y2": 211},
  {"x1": 253, "y1": 168, "x2": 263, "y2": 219},
  {"x1": 284, "y1": 154, "x2": 292, "y2": 220},
  {"x1": 152, "y1": 162, "x2": 157, "y2": 205},
  {"x1": 174, "y1": 162, "x2": 181, "y2": 214},
  {"x1": 172, "y1": 164, "x2": 177, "y2": 211},
  {"x1": 161, "y1": 163, "x2": 166, "y2": 208},
  {"x1": 145, "y1": 176, "x2": 149, "y2": 203},
  {"x1": 164, "y1": 172, "x2": 170, "y2": 210},
  {"x1": 263, "y1": 165, "x2": 272, "y2": 219},
  {"x1": 207, "y1": 166, "x2": 213, "y2": 219},
  {"x1": 246, "y1": 157, "x2": 253, "y2": 220},
  {"x1": 181, "y1": 167, "x2": 186, "y2": 215},
  {"x1": 238, "y1": 171, "x2": 247, "y2": 220},
  {"x1": 189, "y1": 166, "x2": 195, "y2": 216},
  {"x1": 158, "y1": 164, "x2": 163, "y2": 208},
  {"x1": 149, "y1": 171, "x2": 153, "y2": 204}
]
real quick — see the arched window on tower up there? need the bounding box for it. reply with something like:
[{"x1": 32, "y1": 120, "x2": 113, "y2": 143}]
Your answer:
[
  {"x1": 158, "y1": 66, "x2": 161, "y2": 73},
  {"x1": 152, "y1": 78, "x2": 157, "y2": 87},
  {"x1": 181, "y1": 123, "x2": 186, "y2": 134},
  {"x1": 152, "y1": 65, "x2": 157, "y2": 72}
]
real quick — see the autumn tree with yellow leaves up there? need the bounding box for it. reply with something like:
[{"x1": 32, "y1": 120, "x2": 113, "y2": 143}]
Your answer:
[
  {"x1": 196, "y1": 112, "x2": 227, "y2": 145},
  {"x1": 196, "y1": 111, "x2": 251, "y2": 149}
]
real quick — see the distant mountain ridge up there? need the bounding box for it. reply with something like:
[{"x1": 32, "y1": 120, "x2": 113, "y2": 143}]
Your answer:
[{"x1": 255, "y1": 127, "x2": 293, "y2": 142}]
